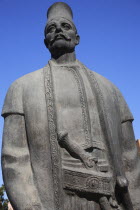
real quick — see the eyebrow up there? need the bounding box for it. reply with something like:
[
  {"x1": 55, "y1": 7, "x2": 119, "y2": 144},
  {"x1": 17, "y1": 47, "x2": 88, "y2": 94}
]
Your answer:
[
  {"x1": 46, "y1": 22, "x2": 56, "y2": 28},
  {"x1": 44, "y1": 19, "x2": 77, "y2": 36},
  {"x1": 47, "y1": 18, "x2": 73, "y2": 27}
]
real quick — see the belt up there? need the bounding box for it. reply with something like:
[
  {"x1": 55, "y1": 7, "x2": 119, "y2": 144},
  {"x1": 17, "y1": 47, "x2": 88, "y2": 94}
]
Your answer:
[{"x1": 63, "y1": 168, "x2": 114, "y2": 196}]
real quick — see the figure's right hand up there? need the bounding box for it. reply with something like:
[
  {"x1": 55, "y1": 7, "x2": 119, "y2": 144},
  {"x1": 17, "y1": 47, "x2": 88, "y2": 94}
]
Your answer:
[{"x1": 116, "y1": 175, "x2": 128, "y2": 188}]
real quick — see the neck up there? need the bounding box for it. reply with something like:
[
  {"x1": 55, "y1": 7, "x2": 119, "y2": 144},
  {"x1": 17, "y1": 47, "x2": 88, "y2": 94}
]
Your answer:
[{"x1": 51, "y1": 51, "x2": 76, "y2": 64}]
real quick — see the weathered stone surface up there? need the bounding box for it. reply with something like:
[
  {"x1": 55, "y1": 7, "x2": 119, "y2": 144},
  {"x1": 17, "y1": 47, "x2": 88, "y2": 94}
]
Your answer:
[{"x1": 1, "y1": 2, "x2": 140, "y2": 210}]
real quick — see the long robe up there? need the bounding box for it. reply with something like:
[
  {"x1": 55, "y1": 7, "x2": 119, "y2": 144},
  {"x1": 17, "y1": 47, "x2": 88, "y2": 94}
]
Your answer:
[{"x1": 1, "y1": 60, "x2": 140, "y2": 210}]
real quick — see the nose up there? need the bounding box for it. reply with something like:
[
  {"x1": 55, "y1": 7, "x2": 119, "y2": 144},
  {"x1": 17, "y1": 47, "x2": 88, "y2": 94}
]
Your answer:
[{"x1": 55, "y1": 24, "x2": 62, "y2": 33}]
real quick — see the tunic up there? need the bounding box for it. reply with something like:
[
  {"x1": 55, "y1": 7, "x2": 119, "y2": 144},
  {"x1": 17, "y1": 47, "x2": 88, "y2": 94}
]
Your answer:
[{"x1": 1, "y1": 60, "x2": 140, "y2": 210}]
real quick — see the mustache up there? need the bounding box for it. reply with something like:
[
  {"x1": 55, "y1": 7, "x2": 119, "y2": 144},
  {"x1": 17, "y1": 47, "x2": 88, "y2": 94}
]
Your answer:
[{"x1": 50, "y1": 33, "x2": 71, "y2": 44}]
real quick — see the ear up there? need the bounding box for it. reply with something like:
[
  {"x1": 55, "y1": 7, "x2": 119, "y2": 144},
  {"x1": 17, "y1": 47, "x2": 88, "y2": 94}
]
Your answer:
[
  {"x1": 44, "y1": 39, "x2": 48, "y2": 48},
  {"x1": 75, "y1": 34, "x2": 80, "y2": 45}
]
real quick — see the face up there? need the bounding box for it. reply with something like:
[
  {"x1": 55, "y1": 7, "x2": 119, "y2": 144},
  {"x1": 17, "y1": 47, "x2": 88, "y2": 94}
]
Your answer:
[{"x1": 44, "y1": 18, "x2": 80, "y2": 54}]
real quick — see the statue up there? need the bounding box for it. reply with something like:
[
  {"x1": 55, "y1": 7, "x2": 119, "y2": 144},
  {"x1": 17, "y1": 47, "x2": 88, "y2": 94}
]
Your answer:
[{"x1": 1, "y1": 2, "x2": 140, "y2": 210}]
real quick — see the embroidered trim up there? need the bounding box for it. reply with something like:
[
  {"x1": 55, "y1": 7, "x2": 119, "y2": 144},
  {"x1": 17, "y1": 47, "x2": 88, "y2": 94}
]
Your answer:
[
  {"x1": 43, "y1": 65, "x2": 63, "y2": 210},
  {"x1": 63, "y1": 168, "x2": 113, "y2": 196},
  {"x1": 81, "y1": 64, "x2": 125, "y2": 177},
  {"x1": 67, "y1": 67, "x2": 92, "y2": 149},
  {"x1": 82, "y1": 66, "x2": 113, "y2": 155}
]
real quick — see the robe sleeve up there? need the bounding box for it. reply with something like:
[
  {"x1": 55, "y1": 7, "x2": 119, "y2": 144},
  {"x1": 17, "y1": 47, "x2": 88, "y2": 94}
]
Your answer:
[
  {"x1": 1, "y1": 80, "x2": 43, "y2": 210},
  {"x1": 115, "y1": 88, "x2": 134, "y2": 123},
  {"x1": 1, "y1": 79, "x2": 24, "y2": 117},
  {"x1": 121, "y1": 121, "x2": 140, "y2": 209},
  {"x1": 116, "y1": 88, "x2": 140, "y2": 209}
]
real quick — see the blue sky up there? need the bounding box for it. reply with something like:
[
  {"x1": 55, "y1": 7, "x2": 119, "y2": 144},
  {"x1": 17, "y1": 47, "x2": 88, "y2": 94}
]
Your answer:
[{"x1": 0, "y1": 0, "x2": 140, "y2": 186}]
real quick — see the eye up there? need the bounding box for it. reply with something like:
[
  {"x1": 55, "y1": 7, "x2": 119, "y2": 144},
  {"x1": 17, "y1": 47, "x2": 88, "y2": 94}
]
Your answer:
[
  {"x1": 62, "y1": 23, "x2": 71, "y2": 30},
  {"x1": 47, "y1": 24, "x2": 56, "y2": 33}
]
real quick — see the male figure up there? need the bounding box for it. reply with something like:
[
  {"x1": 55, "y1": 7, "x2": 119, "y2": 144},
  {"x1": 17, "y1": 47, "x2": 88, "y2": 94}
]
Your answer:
[{"x1": 1, "y1": 2, "x2": 140, "y2": 210}]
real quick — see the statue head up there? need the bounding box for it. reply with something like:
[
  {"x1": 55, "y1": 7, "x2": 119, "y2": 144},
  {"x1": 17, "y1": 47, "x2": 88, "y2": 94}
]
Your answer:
[{"x1": 44, "y1": 2, "x2": 80, "y2": 56}]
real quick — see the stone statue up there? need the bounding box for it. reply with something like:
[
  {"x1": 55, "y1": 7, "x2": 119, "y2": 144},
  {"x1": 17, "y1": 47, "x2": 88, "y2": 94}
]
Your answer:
[{"x1": 1, "y1": 2, "x2": 140, "y2": 210}]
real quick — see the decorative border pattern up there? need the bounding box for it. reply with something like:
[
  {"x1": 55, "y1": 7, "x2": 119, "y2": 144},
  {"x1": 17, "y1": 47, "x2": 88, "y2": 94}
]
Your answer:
[
  {"x1": 63, "y1": 169, "x2": 113, "y2": 196},
  {"x1": 67, "y1": 67, "x2": 92, "y2": 149},
  {"x1": 81, "y1": 63, "x2": 124, "y2": 177},
  {"x1": 81, "y1": 65, "x2": 113, "y2": 154},
  {"x1": 43, "y1": 64, "x2": 63, "y2": 210}
]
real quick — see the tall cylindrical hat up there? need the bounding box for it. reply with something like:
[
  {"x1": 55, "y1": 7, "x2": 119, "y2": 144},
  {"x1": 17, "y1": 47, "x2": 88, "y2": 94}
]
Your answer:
[{"x1": 47, "y1": 2, "x2": 73, "y2": 23}]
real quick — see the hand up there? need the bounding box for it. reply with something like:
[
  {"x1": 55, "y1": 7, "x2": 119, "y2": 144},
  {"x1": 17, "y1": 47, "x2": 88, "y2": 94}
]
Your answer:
[
  {"x1": 82, "y1": 154, "x2": 98, "y2": 168},
  {"x1": 116, "y1": 175, "x2": 128, "y2": 188}
]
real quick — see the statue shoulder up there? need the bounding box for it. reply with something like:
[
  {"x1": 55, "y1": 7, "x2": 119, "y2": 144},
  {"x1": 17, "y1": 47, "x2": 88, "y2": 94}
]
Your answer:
[
  {"x1": 13, "y1": 67, "x2": 44, "y2": 86},
  {"x1": 80, "y1": 62, "x2": 133, "y2": 122},
  {"x1": 1, "y1": 67, "x2": 44, "y2": 117},
  {"x1": 80, "y1": 62, "x2": 117, "y2": 89},
  {"x1": 6, "y1": 67, "x2": 44, "y2": 89}
]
